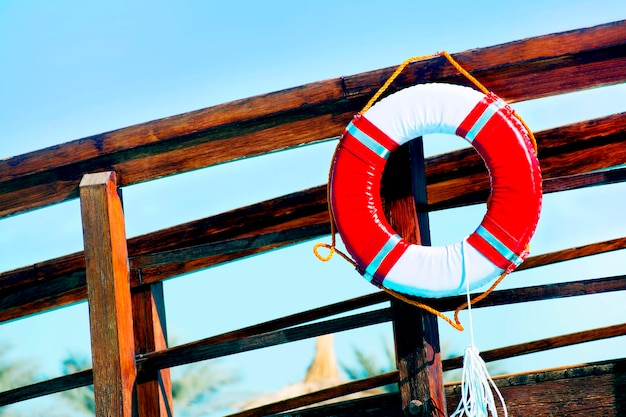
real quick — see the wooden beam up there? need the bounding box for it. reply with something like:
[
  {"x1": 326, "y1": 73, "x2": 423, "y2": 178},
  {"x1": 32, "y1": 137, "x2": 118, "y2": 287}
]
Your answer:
[
  {"x1": 443, "y1": 323, "x2": 626, "y2": 371},
  {"x1": 446, "y1": 359, "x2": 626, "y2": 416},
  {"x1": 1, "y1": 106, "x2": 624, "y2": 323},
  {"x1": 2, "y1": 275, "x2": 624, "y2": 409},
  {"x1": 427, "y1": 112, "x2": 626, "y2": 210},
  {"x1": 80, "y1": 172, "x2": 136, "y2": 417},
  {"x1": 383, "y1": 140, "x2": 447, "y2": 415},
  {"x1": 0, "y1": 370, "x2": 93, "y2": 407},
  {"x1": 267, "y1": 359, "x2": 626, "y2": 417},
  {"x1": 225, "y1": 372, "x2": 400, "y2": 417},
  {"x1": 1, "y1": 20, "x2": 624, "y2": 218},
  {"x1": 2, "y1": 188, "x2": 625, "y2": 323},
  {"x1": 137, "y1": 308, "x2": 392, "y2": 374},
  {"x1": 132, "y1": 282, "x2": 173, "y2": 417},
  {"x1": 0, "y1": 185, "x2": 329, "y2": 322}
]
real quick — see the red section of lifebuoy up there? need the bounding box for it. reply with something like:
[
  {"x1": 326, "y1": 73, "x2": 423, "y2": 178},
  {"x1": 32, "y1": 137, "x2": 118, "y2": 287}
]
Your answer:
[{"x1": 329, "y1": 84, "x2": 542, "y2": 298}]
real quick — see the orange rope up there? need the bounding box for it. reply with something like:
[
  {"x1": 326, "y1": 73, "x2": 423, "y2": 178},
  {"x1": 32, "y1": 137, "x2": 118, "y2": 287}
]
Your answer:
[
  {"x1": 361, "y1": 51, "x2": 538, "y2": 154},
  {"x1": 314, "y1": 50, "x2": 537, "y2": 331},
  {"x1": 382, "y1": 271, "x2": 508, "y2": 332}
]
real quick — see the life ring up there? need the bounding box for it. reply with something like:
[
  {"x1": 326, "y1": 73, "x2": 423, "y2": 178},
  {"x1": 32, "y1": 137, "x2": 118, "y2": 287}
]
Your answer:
[{"x1": 329, "y1": 83, "x2": 542, "y2": 298}]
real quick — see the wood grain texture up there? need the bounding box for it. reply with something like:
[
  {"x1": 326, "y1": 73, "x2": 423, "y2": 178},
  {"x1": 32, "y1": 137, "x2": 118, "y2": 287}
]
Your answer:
[
  {"x1": 0, "y1": 21, "x2": 624, "y2": 416},
  {"x1": 137, "y1": 308, "x2": 392, "y2": 372},
  {"x1": 225, "y1": 372, "x2": 400, "y2": 417},
  {"x1": 2, "y1": 276, "x2": 624, "y2": 408},
  {"x1": 1, "y1": 20, "x2": 624, "y2": 218},
  {"x1": 80, "y1": 172, "x2": 136, "y2": 417},
  {"x1": 271, "y1": 359, "x2": 626, "y2": 417},
  {"x1": 0, "y1": 370, "x2": 93, "y2": 407},
  {"x1": 383, "y1": 141, "x2": 447, "y2": 414},
  {"x1": 1, "y1": 188, "x2": 624, "y2": 323},
  {"x1": 443, "y1": 323, "x2": 626, "y2": 371},
  {"x1": 446, "y1": 359, "x2": 626, "y2": 416},
  {"x1": 132, "y1": 282, "x2": 173, "y2": 417}
]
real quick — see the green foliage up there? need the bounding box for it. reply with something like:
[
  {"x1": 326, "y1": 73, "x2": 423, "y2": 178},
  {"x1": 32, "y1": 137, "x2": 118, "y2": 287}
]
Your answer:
[
  {"x1": 59, "y1": 355, "x2": 94, "y2": 416},
  {"x1": 0, "y1": 343, "x2": 52, "y2": 417},
  {"x1": 58, "y1": 352, "x2": 240, "y2": 417},
  {"x1": 171, "y1": 362, "x2": 240, "y2": 417},
  {"x1": 0, "y1": 343, "x2": 37, "y2": 392},
  {"x1": 341, "y1": 337, "x2": 505, "y2": 391},
  {"x1": 340, "y1": 338, "x2": 398, "y2": 392}
]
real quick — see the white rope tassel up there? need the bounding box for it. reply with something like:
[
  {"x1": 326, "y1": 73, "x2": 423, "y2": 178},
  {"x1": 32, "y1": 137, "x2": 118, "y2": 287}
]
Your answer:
[
  {"x1": 450, "y1": 345, "x2": 507, "y2": 417},
  {"x1": 451, "y1": 241, "x2": 507, "y2": 417}
]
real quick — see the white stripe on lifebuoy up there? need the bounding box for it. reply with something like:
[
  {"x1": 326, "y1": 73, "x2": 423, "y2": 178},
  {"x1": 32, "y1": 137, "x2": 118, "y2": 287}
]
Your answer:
[{"x1": 329, "y1": 83, "x2": 542, "y2": 298}]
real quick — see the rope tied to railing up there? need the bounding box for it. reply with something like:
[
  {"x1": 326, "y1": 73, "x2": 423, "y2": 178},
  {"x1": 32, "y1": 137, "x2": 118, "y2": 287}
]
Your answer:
[{"x1": 314, "y1": 51, "x2": 537, "y2": 332}]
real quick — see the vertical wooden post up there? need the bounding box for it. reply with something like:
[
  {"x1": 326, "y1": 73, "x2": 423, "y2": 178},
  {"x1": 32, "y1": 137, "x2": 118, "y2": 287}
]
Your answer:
[
  {"x1": 382, "y1": 140, "x2": 447, "y2": 416},
  {"x1": 80, "y1": 171, "x2": 136, "y2": 417},
  {"x1": 133, "y1": 281, "x2": 174, "y2": 417}
]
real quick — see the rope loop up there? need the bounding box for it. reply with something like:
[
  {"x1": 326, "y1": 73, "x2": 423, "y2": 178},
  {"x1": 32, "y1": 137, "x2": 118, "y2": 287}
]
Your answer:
[
  {"x1": 313, "y1": 242, "x2": 335, "y2": 262},
  {"x1": 314, "y1": 50, "x2": 534, "y2": 331}
]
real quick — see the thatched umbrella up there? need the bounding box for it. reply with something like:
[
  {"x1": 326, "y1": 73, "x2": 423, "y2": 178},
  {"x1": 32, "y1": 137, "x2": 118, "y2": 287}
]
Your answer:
[{"x1": 237, "y1": 334, "x2": 384, "y2": 411}]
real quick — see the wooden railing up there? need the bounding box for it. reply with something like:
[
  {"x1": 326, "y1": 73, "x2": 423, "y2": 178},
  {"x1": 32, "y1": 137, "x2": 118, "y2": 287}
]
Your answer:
[{"x1": 1, "y1": 19, "x2": 625, "y2": 416}]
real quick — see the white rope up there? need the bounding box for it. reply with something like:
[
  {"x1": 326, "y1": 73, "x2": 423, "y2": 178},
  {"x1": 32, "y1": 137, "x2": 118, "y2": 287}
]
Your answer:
[{"x1": 450, "y1": 242, "x2": 508, "y2": 417}]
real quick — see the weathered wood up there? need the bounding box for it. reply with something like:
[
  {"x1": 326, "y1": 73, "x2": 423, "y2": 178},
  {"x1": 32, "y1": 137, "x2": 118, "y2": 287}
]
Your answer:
[
  {"x1": 131, "y1": 224, "x2": 328, "y2": 270},
  {"x1": 1, "y1": 191, "x2": 624, "y2": 324},
  {"x1": 1, "y1": 111, "x2": 624, "y2": 322},
  {"x1": 1, "y1": 20, "x2": 624, "y2": 218},
  {"x1": 277, "y1": 359, "x2": 626, "y2": 417},
  {"x1": 446, "y1": 359, "x2": 626, "y2": 416},
  {"x1": 80, "y1": 172, "x2": 136, "y2": 417},
  {"x1": 2, "y1": 275, "x2": 623, "y2": 409},
  {"x1": 0, "y1": 186, "x2": 329, "y2": 322},
  {"x1": 427, "y1": 112, "x2": 626, "y2": 210},
  {"x1": 132, "y1": 282, "x2": 173, "y2": 417},
  {"x1": 271, "y1": 392, "x2": 403, "y2": 417},
  {"x1": 137, "y1": 308, "x2": 392, "y2": 374},
  {"x1": 383, "y1": 140, "x2": 447, "y2": 415},
  {"x1": 0, "y1": 21, "x2": 623, "y2": 416},
  {"x1": 520, "y1": 236, "x2": 626, "y2": 271},
  {"x1": 443, "y1": 323, "x2": 626, "y2": 371},
  {"x1": 0, "y1": 369, "x2": 93, "y2": 407},
  {"x1": 225, "y1": 371, "x2": 400, "y2": 417}
]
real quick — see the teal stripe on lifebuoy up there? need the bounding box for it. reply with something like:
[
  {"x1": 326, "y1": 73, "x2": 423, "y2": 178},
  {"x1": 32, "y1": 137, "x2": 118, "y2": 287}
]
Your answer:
[
  {"x1": 346, "y1": 122, "x2": 392, "y2": 160},
  {"x1": 475, "y1": 225, "x2": 523, "y2": 267},
  {"x1": 364, "y1": 234, "x2": 402, "y2": 282},
  {"x1": 465, "y1": 99, "x2": 506, "y2": 143}
]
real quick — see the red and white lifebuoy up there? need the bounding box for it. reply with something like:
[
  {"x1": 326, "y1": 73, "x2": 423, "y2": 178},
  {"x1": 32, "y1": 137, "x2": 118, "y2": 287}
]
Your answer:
[{"x1": 329, "y1": 83, "x2": 542, "y2": 298}]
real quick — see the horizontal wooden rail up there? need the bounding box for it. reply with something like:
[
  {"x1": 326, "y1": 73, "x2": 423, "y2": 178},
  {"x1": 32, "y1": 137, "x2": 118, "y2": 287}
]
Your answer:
[
  {"x1": 443, "y1": 323, "x2": 626, "y2": 371},
  {"x1": 0, "y1": 185, "x2": 330, "y2": 322},
  {"x1": 2, "y1": 275, "x2": 624, "y2": 407},
  {"x1": 130, "y1": 224, "x2": 329, "y2": 269},
  {"x1": 1, "y1": 20, "x2": 624, "y2": 218},
  {"x1": 136, "y1": 307, "x2": 393, "y2": 373},
  {"x1": 140, "y1": 275, "x2": 626, "y2": 372},
  {"x1": 428, "y1": 112, "x2": 626, "y2": 209},
  {"x1": 0, "y1": 369, "x2": 92, "y2": 407},
  {"x1": 280, "y1": 359, "x2": 626, "y2": 417},
  {"x1": 446, "y1": 358, "x2": 626, "y2": 416},
  {"x1": 1, "y1": 109, "x2": 624, "y2": 323},
  {"x1": 542, "y1": 165, "x2": 626, "y2": 195},
  {"x1": 1, "y1": 196, "x2": 624, "y2": 323},
  {"x1": 428, "y1": 274, "x2": 626, "y2": 313},
  {"x1": 226, "y1": 371, "x2": 400, "y2": 417}
]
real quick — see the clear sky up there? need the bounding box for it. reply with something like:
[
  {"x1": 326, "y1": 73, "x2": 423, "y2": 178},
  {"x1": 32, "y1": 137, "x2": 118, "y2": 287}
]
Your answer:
[{"x1": 1, "y1": 1, "x2": 625, "y2": 416}]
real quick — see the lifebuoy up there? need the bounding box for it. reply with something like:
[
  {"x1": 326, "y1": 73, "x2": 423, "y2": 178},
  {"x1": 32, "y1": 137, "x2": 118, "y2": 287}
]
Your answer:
[{"x1": 329, "y1": 83, "x2": 542, "y2": 298}]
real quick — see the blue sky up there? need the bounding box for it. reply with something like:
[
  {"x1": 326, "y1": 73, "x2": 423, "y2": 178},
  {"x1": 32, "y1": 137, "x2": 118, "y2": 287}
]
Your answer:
[{"x1": 1, "y1": 1, "x2": 625, "y2": 415}]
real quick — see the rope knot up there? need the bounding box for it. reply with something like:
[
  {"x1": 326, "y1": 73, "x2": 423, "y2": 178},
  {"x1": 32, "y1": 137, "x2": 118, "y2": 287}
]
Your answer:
[{"x1": 313, "y1": 242, "x2": 335, "y2": 262}]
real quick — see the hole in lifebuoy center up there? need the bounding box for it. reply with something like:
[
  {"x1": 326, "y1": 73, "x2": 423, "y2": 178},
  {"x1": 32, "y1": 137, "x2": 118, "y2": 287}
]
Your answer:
[{"x1": 380, "y1": 135, "x2": 487, "y2": 247}]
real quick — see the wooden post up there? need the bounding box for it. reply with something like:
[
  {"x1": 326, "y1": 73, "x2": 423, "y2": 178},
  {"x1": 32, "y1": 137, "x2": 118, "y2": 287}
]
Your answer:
[
  {"x1": 382, "y1": 140, "x2": 447, "y2": 416},
  {"x1": 80, "y1": 172, "x2": 136, "y2": 417},
  {"x1": 132, "y1": 281, "x2": 174, "y2": 417}
]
